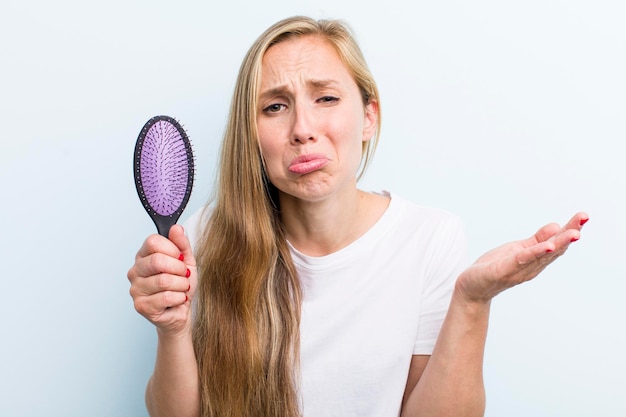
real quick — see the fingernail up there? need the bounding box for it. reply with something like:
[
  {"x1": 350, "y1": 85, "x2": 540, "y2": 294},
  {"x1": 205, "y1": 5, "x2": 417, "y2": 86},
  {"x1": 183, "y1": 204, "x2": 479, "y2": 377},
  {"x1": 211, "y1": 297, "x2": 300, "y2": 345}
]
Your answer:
[
  {"x1": 570, "y1": 236, "x2": 579, "y2": 243},
  {"x1": 187, "y1": 283, "x2": 191, "y2": 291},
  {"x1": 185, "y1": 295, "x2": 189, "y2": 302},
  {"x1": 580, "y1": 218, "x2": 589, "y2": 226},
  {"x1": 545, "y1": 248, "x2": 554, "y2": 253},
  {"x1": 185, "y1": 268, "x2": 191, "y2": 278},
  {"x1": 178, "y1": 253, "x2": 185, "y2": 261}
]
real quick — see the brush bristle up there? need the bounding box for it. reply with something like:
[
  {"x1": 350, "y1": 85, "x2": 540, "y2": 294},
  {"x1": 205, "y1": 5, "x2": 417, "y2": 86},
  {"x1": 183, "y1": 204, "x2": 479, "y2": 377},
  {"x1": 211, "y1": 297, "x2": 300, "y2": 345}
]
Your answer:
[{"x1": 139, "y1": 118, "x2": 192, "y2": 216}]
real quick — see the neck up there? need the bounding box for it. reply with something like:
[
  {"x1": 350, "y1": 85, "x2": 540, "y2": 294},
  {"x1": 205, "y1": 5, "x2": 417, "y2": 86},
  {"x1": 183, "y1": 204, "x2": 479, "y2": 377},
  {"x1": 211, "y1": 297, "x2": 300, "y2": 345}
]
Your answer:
[{"x1": 279, "y1": 188, "x2": 389, "y2": 257}]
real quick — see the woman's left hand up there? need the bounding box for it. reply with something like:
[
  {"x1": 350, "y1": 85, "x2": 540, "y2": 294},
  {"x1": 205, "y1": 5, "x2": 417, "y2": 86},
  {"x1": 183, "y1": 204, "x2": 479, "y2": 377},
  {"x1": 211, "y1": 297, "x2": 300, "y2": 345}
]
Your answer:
[{"x1": 455, "y1": 212, "x2": 589, "y2": 304}]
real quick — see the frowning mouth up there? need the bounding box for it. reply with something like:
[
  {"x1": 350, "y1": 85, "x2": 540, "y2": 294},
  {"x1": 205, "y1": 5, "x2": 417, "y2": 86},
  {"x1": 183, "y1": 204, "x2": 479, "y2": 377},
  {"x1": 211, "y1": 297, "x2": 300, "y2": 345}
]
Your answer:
[{"x1": 288, "y1": 154, "x2": 329, "y2": 174}]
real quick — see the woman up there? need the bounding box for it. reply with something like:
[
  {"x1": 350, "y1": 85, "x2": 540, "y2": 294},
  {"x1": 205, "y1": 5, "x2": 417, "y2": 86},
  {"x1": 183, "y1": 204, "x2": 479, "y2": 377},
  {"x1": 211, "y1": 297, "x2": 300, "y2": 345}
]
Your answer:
[{"x1": 127, "y1": 16, "x2": 587, "y2": 417}]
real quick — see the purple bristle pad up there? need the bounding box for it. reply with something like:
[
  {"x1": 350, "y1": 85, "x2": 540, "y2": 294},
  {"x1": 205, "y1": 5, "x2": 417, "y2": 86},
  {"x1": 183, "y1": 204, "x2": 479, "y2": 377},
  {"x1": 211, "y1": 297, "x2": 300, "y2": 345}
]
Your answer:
[{"x1": 140, "y1": 120, "x2": 189, "y2": 216}]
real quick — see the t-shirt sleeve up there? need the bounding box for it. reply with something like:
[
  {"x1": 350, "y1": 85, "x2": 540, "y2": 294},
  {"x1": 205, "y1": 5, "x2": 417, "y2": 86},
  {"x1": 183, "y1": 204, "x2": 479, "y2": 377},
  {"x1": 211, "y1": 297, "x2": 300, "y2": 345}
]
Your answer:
[{"x1": 413, "y1": 214, "x2": 469, "y2": 354}]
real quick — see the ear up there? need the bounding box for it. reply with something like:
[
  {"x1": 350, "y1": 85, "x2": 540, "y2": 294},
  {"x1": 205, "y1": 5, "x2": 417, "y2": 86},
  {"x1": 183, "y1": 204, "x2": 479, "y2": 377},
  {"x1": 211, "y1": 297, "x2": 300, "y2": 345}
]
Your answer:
[{"x1": 362, "y1": 99, "x2": 379, "y2": 142}]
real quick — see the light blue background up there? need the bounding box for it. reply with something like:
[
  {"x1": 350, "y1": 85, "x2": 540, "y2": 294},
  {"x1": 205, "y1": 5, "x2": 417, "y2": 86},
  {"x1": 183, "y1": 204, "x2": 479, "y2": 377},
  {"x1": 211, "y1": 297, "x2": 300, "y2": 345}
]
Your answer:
[{"x1": 1, "y1": 0, "x2": 624, "y2": 416}]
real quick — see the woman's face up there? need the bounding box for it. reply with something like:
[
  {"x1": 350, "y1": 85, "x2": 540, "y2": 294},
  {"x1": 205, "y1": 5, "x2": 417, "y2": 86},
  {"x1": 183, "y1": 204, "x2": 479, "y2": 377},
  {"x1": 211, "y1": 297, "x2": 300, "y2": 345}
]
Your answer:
[{"x1": 256, "y1": 35, "x2": 378, "y2": 203}]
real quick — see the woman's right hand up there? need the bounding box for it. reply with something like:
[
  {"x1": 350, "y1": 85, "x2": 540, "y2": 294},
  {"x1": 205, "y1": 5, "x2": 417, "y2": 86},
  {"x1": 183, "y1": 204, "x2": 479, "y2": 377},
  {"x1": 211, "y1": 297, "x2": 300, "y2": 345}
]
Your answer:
[{"x1": 127, "y1": 224, "x2": 197, "y2": 337}]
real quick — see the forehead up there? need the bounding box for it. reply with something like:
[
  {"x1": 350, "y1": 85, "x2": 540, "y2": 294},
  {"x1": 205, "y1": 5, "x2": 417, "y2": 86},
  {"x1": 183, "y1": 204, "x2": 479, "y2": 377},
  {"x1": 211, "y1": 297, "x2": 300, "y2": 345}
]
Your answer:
[{"x1": 260, "y1": 35, "x2": 353, "y2": 86}]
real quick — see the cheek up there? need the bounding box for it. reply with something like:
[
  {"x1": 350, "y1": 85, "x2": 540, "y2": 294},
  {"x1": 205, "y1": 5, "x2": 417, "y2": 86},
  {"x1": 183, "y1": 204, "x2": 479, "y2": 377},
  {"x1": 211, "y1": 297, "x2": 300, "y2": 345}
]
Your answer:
[
  {"x1": 257, "y1": 122, "x2": 274, "y2": 155},
  {"x1": 339, "y1": 121, "x2": 368, "y2": 172},
  {"x1": 257, "y1": 116, "x2": 285, "y2": 146},
  {"x1": 330, "y1": 117, "x2": 365, "y2": 154}
]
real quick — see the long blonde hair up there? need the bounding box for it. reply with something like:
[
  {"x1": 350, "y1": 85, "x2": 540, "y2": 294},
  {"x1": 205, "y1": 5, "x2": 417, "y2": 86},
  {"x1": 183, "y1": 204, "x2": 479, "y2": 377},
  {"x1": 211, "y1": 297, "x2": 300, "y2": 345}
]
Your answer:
[{"x1": 193, "y1": 16, "x2": 381, "y2": 417}]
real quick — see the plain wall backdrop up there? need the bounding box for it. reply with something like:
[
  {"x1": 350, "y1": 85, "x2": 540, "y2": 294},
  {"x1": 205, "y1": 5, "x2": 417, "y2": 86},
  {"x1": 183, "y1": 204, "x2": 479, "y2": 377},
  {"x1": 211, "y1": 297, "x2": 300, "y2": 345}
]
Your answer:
[{"x1": 1, "y1": 0, "x2": 624, "y2": 416}]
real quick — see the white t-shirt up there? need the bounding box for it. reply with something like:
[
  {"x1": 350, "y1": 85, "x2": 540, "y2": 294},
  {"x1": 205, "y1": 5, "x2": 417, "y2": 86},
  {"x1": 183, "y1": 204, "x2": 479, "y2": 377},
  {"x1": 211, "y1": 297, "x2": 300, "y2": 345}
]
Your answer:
[{"x1": 184, "y1": 191, "x2": 468, "y2": 417}]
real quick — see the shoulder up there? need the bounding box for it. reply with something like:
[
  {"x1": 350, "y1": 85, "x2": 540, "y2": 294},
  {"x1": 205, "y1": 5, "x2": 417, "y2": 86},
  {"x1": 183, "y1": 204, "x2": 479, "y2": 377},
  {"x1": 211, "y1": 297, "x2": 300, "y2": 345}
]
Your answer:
[
  {"x1": 384, "y1": 191, "x2": 464, "y2": 232},
  {"x1": 375, "y1": 191, "x2": 468, "y2": 260}
]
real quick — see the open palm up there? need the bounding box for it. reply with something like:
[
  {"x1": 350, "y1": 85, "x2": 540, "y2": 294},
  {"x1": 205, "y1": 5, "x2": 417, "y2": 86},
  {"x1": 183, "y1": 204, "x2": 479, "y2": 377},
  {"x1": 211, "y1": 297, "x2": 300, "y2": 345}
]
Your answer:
[{"x1": 455, "y1": 212, "x2": 588, "y2": 304}]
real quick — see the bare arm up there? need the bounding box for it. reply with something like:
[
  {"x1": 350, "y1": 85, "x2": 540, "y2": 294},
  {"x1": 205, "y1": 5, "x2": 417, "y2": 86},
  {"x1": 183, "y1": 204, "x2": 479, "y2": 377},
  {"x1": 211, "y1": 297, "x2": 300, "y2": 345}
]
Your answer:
[
  {"x1": 146, "y1": 328, "x2": 200, "y2": 417},
  {"x1": 401, "y1": 293, "x2": 489, "y2": 417},
  {"x1": 402, "y1": 212, "x2": 588, "y2": 417},
  {"x1": 128, "y1": 225, "x2": 200, "y2": 417}
]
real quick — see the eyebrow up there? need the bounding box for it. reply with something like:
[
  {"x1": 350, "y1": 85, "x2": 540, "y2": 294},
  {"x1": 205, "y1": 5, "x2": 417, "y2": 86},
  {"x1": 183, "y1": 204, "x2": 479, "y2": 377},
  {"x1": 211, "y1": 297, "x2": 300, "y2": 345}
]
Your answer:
[
  {"x1": 309, "y1": 78, "x2": 338, "y2": 89},
  {"x1": 258, "y1": 79, "x2": 339, "y2": 101}
]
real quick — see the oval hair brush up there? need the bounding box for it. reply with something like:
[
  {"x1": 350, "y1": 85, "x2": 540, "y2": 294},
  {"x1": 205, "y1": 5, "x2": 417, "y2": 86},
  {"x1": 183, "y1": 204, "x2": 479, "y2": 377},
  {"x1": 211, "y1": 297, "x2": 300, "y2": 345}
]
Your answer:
[{"x1": 133, "y1": 115, "x2": 195, "y2": 237}]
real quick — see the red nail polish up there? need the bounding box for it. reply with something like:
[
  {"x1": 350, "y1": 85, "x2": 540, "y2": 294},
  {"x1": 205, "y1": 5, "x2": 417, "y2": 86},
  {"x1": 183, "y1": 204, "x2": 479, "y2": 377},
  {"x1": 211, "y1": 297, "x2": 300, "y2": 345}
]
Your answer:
[
  {"x1": 185, "y1": 268, "x2": 191, "y2": 278},
  {"x1": 580, "y1": 218, "x2": 589, "y2": 226},
  {"x1": 187, "y1": 283, "x2": 191, "y2": 291},
  {"x1": 185, "y1": 295, "x2": 189, "y2": 302},
  {"x1": 570, "y1": 236, "x2": 579, "y2": 243},
  {"x1": 545, "y1": 248, "x2": 554, "y2": 253},
  {"x1": 178, "y1": 253, "x2": 185, "y2": 261}
]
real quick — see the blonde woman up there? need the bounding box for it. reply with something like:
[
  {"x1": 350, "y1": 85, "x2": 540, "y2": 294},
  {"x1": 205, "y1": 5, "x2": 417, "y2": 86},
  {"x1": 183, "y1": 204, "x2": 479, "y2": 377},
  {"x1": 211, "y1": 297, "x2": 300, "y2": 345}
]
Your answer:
[{"x1": 127, "y1": 16, "x2": 587, "y2": 417}]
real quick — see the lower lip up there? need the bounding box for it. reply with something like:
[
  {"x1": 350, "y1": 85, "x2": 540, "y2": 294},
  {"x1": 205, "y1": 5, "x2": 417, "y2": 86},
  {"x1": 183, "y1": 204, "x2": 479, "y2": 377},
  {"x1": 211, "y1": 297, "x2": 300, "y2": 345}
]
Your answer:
[{"x1": 288, "y1": 158, "x2": 329, "y2": 174}]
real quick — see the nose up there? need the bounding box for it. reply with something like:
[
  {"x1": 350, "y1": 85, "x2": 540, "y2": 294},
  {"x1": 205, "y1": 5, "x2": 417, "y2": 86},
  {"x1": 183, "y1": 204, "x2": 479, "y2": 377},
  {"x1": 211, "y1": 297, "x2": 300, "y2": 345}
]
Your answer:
[{"x1": 290, "y1": 104, "x2": 316, "y2": 144}]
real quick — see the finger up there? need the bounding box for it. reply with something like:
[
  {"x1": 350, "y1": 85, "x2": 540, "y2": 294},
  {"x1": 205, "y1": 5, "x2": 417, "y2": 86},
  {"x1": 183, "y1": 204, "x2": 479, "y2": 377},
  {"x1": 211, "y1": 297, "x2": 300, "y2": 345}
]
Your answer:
[
  {"x1": 534, "y1": 212, "x2": 589, "y2": 247},
  {"x1": 168, "y1": 224, "x2": 196, "y2": 267},
  {"x1": 133, "y1": 290, "x2": 189, "y2": 318},
  {"x1": 130, "y1": 272, "x2": 191, "y2": 298},
  {"x1": 521, "y1": 224, "x2": 583, "y2": 267},
  {"x1": 515, "y1": 241, "x2": 555, "y2": 265},
  {"x1": 549, "y1": 226, "x2": 582, "y2": 252},
  {"x1": 136, "y1": 233, "x2": 182, "y2": 261},
  {"x1": 131, "y1": 251, "x2": 190, "y2": 280},
  {"x1": 533, "y1": 222, "x2": 561, "y2": 244},
  {"x1": 562, "y1": 211, "x2": 590, "y2": 231},
  {"x1": 549, "y1": 212, "x2": 589, "y2": 250}
]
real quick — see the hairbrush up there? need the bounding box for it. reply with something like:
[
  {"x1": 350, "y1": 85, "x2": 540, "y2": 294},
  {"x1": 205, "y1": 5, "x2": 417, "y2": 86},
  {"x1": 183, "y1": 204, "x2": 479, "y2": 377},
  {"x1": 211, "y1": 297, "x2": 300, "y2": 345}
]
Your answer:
[{"x1": 133, "y1": 115, "x2": 195, "y2": 237}]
